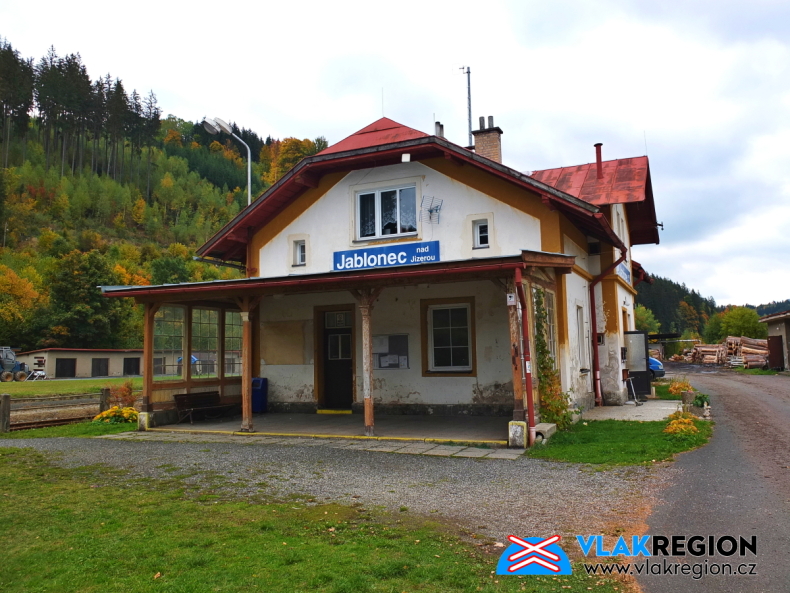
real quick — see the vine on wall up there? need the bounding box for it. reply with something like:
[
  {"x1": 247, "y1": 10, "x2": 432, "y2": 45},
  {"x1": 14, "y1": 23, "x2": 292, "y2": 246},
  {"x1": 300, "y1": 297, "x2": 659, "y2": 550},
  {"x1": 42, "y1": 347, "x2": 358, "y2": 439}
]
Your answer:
[{"x1": 532, "y1": 287, "x2": 573, "y2": 429}]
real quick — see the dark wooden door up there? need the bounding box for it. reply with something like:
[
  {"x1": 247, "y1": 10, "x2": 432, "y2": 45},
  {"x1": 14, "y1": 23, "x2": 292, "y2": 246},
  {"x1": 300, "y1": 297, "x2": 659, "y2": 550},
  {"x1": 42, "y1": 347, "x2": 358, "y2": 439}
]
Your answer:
[
  {"x1": 123, "y1": 357, "x2": 141, "y2": 375},
  {"x1": 55, "y1": 358, "x2": 77, "y2": 378},
  {"x1": 768, "y1": 335, "x2": 784, "y2": 370},
  {"x1": 91, "y1": 358, "x2": 109, "y2": 377},
  {"x1": 624, "y1": 331, "x2": 651, "y2": 399},
  {"x1": 323, "y1": 327, "x2": 353, "y2": 409}
]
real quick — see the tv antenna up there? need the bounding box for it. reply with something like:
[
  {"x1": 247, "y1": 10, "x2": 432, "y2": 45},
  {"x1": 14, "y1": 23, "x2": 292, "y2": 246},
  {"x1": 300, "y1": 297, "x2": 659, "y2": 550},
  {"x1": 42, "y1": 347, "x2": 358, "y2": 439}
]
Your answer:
[
  {"x1": 420, "y1": 196, "x2": 444, "y2": 224},
  {"x1": 460, "y1": 66, "x2": 471, "y2": 146}
]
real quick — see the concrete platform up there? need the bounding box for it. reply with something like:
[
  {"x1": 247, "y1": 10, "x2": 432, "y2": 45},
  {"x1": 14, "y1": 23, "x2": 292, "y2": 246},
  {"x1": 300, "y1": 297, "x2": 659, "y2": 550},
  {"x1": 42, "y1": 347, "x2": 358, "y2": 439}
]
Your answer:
[
  {"x1": 581, "y1": 399, "x2": 679, "y2": 422},
  {"x1": 149, "y1": 412, "x2": 511, "y2": 446}
]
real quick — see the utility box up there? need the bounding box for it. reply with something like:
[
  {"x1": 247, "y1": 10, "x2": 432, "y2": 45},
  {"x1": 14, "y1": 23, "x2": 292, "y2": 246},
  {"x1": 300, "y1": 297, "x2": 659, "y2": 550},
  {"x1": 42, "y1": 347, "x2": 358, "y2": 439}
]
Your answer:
[{"x1": 252, "y1": 378, "x2": 268, "y2": 413}]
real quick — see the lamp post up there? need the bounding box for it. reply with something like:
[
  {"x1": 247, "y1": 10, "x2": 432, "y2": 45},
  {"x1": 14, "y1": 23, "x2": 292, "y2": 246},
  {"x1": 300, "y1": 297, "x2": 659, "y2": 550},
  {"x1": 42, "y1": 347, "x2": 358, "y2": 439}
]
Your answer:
[{"x1": 203, "y1": 117, "x2": 252, "y2": 206}]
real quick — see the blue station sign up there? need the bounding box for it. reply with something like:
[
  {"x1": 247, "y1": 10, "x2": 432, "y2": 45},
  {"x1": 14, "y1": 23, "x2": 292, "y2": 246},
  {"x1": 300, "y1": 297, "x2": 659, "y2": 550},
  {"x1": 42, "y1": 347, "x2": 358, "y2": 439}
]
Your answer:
[{"x1": 333, "y1": 241, "x2": 440, "y2": 271}]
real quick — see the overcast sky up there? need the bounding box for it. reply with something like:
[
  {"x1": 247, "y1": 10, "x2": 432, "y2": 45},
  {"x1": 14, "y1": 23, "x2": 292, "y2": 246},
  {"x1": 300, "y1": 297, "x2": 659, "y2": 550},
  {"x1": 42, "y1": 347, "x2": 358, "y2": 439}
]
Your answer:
[{"x1": 4, "y1": 0, "x2": 789, "y2": 306}]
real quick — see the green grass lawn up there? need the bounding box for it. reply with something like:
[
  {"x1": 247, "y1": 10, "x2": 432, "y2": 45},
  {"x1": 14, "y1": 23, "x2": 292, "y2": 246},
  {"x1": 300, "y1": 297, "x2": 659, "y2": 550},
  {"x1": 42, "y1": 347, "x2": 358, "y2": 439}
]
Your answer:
[
  {"x1": 0, "y1": 420, "x2": 136, "y2": 439},
  {"x1": 0, "y1": 377, "x2": 143, "y2": 398},
  {"x1": 526, "y1": 419, "x2": 713, "y2": 466},
  {"x1": 652, "y1": 383, "x2": 680, "y2": 400},
  {"x1": 0, "y1": 447, "x2": 625, "y2": 593}
]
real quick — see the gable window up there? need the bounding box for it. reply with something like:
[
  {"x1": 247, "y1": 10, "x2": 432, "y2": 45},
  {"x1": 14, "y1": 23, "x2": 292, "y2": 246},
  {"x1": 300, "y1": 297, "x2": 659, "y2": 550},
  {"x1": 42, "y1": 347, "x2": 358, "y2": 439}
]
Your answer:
[
  {"x1": 473, "y1": 219, "x2": 489, "y2": 249},
  {"x1": 357, "y1": 185, "x2": 417, "y2": 239},
  {"x1": 428, "y1": 304, "x2": 471, "y2": 371},
  {"x1": 293, "y1": 240, "x2": 306, "y2": 266}
]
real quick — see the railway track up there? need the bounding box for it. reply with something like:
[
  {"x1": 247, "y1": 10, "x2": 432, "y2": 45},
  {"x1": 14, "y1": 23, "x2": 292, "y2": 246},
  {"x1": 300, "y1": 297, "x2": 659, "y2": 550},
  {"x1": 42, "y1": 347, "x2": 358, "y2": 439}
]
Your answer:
[{"x1": 10, "y1": 416, "x2": 96, "y2": 431}]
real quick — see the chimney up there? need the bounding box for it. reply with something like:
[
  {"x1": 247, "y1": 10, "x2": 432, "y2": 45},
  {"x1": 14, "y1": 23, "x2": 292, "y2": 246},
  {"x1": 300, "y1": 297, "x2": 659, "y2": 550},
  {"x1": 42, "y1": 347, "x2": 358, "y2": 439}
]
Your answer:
[
  {"x1": 434, "y1": 121, "x2": 445, "y2": 138},
  {"x1": 471, "y1": 115, "x2": 503, "y2": 163},
  {"x1": 594, "y1": 143, "x2": 603, "y2": 179}
]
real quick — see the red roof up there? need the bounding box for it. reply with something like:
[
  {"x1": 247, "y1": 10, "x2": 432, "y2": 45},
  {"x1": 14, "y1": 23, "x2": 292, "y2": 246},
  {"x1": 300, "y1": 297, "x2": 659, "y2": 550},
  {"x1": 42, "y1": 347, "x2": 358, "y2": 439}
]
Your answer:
[
  {"x1": 531, "y1": 157, "x2": 648, "y2": 206},
  {"x1": 531, "y1": 157, "x2": 659, "y2": 245},
  {"x1": 319, "y1": 118, "x2": 429, "y2": 155}
]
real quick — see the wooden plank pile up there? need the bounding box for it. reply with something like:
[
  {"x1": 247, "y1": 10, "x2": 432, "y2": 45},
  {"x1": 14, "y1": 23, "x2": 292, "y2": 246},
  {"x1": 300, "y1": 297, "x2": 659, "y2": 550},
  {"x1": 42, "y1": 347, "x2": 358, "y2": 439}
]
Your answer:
[
  {"x1": 724, "y1": 336, "x2": 768, "y2": 369},
  {"x1": 690, "y1": 344, "x2": 726, "y2": 364}
]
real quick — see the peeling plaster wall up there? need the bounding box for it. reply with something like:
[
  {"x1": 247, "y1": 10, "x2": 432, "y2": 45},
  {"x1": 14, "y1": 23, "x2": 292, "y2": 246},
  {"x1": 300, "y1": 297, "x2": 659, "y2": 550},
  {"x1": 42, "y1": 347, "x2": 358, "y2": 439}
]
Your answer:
[
  {"x1": 560, "y1": 271, "x2": 594, "y2": 410},
  {"x1": 256, "y1": 162, "x2": 542, "y2": 278},
  {"x1": 256, "y1": 281, "x2": 512, "y2": 409}
]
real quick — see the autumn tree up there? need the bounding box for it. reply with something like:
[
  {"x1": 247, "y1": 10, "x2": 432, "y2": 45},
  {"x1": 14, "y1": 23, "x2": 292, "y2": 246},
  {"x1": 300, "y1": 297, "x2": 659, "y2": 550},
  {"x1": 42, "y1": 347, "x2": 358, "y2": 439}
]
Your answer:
[
  {"x1": 634, "y1": 305, "x2": 661, "y2": 334},
  {"x1": 720, "y1": 307, "x2": 767, "y2": 339},
  {"x1": 0, "y1": 264, "x2": 46, "y2": 346},
  {"x1": 42, "y1": 250, "x2": 138, "y2": 348}
]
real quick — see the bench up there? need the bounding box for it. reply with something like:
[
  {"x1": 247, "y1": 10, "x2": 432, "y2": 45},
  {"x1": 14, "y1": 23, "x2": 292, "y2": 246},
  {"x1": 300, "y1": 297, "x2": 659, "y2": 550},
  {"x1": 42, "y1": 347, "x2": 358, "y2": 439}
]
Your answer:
[{"x1": 173, "y1": 392, "x2": 237, "y2": 424}]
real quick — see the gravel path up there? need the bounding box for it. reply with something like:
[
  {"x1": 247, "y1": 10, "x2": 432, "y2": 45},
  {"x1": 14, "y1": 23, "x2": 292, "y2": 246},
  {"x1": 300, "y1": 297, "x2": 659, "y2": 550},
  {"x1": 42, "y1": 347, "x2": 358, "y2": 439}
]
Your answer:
[{"x1": 7, "y1": 435, "x2": 658, "y2": 549}]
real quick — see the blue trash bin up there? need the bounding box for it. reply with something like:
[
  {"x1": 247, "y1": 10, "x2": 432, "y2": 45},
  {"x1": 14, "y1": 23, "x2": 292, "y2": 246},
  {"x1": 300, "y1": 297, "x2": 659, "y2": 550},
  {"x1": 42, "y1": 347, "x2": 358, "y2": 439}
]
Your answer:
[{"x1": 252, "y1": 378, "x2": 268, "y2": 413}]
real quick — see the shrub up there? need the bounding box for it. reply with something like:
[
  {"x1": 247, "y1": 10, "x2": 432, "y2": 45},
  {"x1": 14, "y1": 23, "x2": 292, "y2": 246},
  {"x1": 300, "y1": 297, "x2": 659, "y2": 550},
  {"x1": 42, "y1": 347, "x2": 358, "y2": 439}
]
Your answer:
[
  {"x1": 533, "y1": 288, "x2": 572, "y2": 429},
  {"x1": 692, "y1": 393, "x2": 710, "y2": 407},
  {"x1": 668, "y1": 378, "x2": 693, "y2": 397},
  {"x1": 93, "y1": 406, "x2": 138, "y2": 424},
  {"x1": 108, "y1": 380, "x2": 137, "y2": 407}
]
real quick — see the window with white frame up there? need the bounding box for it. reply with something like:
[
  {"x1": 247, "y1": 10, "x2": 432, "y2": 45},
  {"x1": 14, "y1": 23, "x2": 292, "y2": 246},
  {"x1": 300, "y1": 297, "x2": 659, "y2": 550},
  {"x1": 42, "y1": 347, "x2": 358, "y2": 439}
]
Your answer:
[
  {"x1": 357, "y1": 185, "x2": 417, "y2": 239},
  {"x1": 428, "y1": 304, "x2": 472, "y2": 371},
  {"x1": 576, "y1": 305, "x2": 587, "y2": 366},
  {"x1": 545, "y1": 290, "x2": 558, "y2": 367},
  {"x1": 293, "y1": 240, "x2": 306, "y2": 266},
  {"x1": 473, "y1": 219, "x2": 489, "y2": 248}
]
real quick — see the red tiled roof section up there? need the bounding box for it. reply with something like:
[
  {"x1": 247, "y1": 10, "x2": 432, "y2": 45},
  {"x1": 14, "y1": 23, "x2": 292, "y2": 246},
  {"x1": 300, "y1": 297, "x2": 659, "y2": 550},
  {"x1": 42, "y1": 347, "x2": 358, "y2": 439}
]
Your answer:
[
  {"x1": 530, "y1": 156, "x2": 649, "y2": 206},
  {"x1": 319, "y1": 117, "x2": 430, "y2": 155}
]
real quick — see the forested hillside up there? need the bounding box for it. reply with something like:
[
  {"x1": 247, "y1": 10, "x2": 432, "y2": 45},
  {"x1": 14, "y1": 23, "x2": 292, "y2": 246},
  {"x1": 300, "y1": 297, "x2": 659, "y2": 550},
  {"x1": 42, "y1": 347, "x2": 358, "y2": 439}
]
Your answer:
[
  {"x1": 635, "y1": 275, "x2": 719, "y2": 335},
  {"x1": 0, "y1": 37, "x2": 325, "y2": 352}
]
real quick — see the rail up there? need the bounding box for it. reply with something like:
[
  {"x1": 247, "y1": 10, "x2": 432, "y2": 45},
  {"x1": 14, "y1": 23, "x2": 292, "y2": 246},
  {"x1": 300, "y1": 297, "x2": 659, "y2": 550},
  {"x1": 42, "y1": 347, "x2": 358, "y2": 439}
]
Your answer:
[{"x1": 1, "y1": 390, "x2": 142, "y2": 432}]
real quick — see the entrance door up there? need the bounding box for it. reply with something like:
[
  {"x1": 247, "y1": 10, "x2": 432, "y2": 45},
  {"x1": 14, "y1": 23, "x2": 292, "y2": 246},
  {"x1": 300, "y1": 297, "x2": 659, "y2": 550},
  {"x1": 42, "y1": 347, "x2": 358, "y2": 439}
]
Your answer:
[
  {"x1": 55, "y1": 358, "x2": 77, "y2": 378},
  {"x1": 623, "y1": 331, "x2": 651, "y2": 399},
  {"x1": 768, "y1": 335, "x2": 784, "y2": 370},
  {"x1": 322, "y1": 311, "x2": 353, "y2": 409}
]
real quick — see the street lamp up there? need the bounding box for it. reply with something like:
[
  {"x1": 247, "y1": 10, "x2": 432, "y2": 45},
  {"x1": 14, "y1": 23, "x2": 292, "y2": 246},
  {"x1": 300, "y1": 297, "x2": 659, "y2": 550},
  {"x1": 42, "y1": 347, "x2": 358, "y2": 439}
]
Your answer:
[{"x1": 202, "y1": 117, "x2": 252, "y2": 206}]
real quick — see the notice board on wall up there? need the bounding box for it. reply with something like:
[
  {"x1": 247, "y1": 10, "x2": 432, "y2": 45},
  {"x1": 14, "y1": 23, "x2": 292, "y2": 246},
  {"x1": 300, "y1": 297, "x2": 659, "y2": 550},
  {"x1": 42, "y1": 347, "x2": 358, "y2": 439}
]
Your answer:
[{"x1": 372, "y1": 334, "x2": 409, "y2": 369}]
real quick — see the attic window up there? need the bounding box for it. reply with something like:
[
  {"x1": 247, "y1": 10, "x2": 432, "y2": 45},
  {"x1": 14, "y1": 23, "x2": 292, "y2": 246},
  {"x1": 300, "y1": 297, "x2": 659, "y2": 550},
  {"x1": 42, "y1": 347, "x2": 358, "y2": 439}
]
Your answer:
[
  {"x1": 357, "y1": 185, "x2": 417, "y2": 240},
  {"x1": 473, "y1": 220, "x2": 489, "y2": 249},
  {"x1": 588, "y1": 242, "x2": 601, "y2": 255},
  {"x1": 293, "y1": 240, "x2": 306, "y2": 266}
]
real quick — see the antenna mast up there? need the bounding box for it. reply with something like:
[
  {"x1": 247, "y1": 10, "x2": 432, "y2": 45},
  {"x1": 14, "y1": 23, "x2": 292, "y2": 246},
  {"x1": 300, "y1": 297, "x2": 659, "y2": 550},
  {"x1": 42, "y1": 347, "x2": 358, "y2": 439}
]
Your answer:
[{"x1": 460, "y1": 66, "x2": 471, "y2": 146}]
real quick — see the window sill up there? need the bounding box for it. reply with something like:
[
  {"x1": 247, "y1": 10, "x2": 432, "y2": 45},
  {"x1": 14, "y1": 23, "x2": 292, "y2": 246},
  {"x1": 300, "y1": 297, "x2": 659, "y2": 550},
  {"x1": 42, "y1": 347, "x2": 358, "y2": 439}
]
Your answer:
[
  {"x1": 472, "y1": 245, "x2": 490, "y2": 250},
  {"x1": 292, "y1": 263, "x2": 306, "y2": 268},
  {"x1": 352, "y1": 233, "x2": 419, "y2": 245}
]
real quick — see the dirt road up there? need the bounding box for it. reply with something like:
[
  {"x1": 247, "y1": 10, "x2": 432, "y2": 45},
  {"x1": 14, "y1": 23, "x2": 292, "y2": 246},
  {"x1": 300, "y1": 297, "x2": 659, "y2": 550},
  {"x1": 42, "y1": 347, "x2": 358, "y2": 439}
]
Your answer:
[{"x1": 638, "y1": 365, "x2": 790, "y2": 593}]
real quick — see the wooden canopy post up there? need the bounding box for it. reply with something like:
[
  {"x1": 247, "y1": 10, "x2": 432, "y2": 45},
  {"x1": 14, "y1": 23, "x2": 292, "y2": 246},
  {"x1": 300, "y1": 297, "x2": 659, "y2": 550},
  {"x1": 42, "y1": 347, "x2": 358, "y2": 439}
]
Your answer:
[
  {"x1": 235, "y1": 296, "x2": 262, "y2": 432},
  {"x1": 142, "y1": 302, "x2": 161, "y2": 415},
  {"x1": 507, "y1": 277, "x2": 525, "y2": 422},
  {"x1": 350, "y1": 288, "x2": 382, "y2": 437}
]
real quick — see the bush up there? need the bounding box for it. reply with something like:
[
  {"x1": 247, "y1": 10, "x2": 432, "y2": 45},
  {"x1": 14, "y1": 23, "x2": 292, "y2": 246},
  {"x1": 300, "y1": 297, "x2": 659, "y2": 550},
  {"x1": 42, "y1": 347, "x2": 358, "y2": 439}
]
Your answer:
[
  {"x1": 692, "y1": 393, "x2": 710, "y2": 407},
  {"x1": 108, "y1": 379, "x2": 137, "y2": 407},
  {"x1": 668, "y1": 378, "x2": 693, "y2": 397},
  {"x1": 93, "y1": 406, "x2": 138, "y2": 424}
]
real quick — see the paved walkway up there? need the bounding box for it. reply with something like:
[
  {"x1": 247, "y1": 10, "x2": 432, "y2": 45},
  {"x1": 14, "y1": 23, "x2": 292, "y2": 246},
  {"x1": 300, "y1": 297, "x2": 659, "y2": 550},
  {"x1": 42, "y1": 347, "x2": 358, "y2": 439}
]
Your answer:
[
  {"x1": 150, "y1": 413, "x2": 511, "y2": 445},
  {"x1": 100, "y1": 430, "x2": 525, "y2": 459},
  {"x1": 582, "y1": 398, "x2": 679, "y2": 421}
]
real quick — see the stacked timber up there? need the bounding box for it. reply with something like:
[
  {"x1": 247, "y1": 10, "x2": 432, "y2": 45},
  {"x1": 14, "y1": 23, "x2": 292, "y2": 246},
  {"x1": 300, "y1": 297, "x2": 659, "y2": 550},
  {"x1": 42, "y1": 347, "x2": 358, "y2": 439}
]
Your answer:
[
  {"x1": 691, "y1": 344, "x2": 726, "y2": 364},
  {"x1": 724, "y1": 336, "x2": 768, "y2": 369}
]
